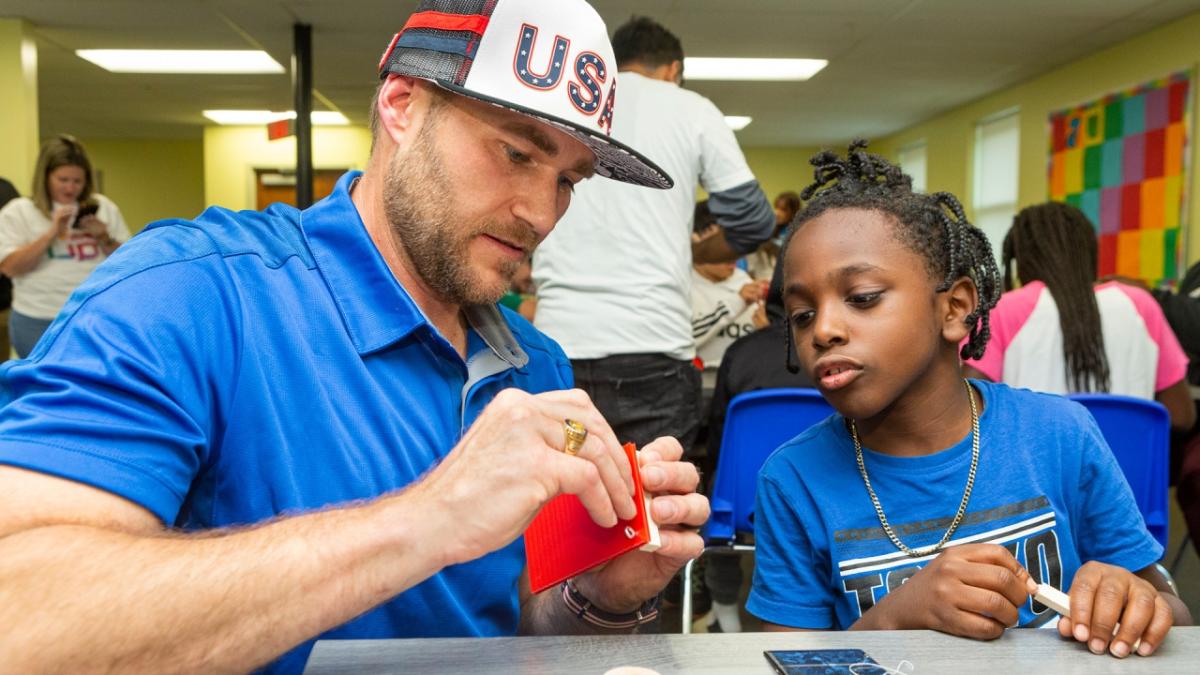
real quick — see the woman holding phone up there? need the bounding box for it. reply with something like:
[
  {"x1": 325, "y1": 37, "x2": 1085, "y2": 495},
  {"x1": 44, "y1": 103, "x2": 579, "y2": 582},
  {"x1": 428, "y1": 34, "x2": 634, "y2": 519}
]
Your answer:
[{"x1": 0, "y1": 135, "x2": 129, "y2": 358}]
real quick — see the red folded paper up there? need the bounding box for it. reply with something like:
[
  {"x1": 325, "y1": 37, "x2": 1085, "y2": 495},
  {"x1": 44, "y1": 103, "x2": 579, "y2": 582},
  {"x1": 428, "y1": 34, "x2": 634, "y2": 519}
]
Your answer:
[{"x1": 525, "y1": 442, "x2": 661, "y2": 594}]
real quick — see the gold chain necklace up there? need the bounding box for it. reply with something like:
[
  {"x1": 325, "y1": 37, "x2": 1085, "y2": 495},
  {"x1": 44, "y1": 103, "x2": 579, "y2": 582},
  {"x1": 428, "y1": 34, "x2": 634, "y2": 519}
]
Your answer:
[{"x1": 849, "y1": 379, "x2": 979, "y2": 558}]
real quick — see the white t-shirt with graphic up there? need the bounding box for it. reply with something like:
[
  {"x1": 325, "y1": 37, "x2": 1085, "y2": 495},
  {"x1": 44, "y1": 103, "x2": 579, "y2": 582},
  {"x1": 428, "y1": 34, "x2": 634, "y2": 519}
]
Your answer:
[
  {"x1": 0, "y1": 194, "x2": 130, "y2": 319},
  {"x1": 691, "y1": 267, "x2": 759, "y2": 382}
]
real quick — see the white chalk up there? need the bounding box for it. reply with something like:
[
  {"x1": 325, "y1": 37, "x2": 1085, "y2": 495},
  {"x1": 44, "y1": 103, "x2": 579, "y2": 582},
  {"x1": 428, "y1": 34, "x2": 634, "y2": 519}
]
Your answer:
[
  {"x1": 1034, "y1": 583, "x2": 1071, "y2": 616},
  {"x1": 638, "y1": 490, "x2": 661, "y2": 552}
]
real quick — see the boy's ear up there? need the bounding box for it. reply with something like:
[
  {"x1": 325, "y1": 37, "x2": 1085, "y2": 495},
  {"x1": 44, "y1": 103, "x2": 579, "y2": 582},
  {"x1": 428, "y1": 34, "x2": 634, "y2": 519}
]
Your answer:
[{"x1": 940, "y1": 276, "x2": 978, "y2": 344}]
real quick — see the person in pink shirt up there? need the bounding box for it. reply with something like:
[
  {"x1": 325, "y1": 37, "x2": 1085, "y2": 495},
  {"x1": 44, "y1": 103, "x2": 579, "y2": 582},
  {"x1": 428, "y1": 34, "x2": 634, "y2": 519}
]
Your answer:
[{"x1": 963, "y1": 202, "x2": 1194, "y2": 431}]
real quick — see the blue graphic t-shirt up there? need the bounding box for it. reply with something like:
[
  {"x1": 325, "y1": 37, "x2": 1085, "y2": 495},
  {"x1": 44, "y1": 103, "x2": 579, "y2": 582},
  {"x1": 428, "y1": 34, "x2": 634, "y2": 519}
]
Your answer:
[{"x1": 747, "y1": 380, "x2": 1163, "y2": 630}]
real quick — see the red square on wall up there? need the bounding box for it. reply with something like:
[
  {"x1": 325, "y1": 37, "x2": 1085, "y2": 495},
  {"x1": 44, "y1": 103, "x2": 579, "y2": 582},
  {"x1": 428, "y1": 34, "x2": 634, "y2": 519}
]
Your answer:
[
  {"x1": 1120, "y1": 183, "x2": 1141, "y2": 230},
  {"x1": 1168, "y1": 81, "x2": 1188, "y2": 123},
  {"x1": 1052, "y1": 116, "x2": 1068, "y2": 153},
  {"x1": 1144, "y1": 128, "x2": 1166, "y2": 179},
  {"x1": 1098, "y1": 233, "x2": 1118, "y2": 276}
]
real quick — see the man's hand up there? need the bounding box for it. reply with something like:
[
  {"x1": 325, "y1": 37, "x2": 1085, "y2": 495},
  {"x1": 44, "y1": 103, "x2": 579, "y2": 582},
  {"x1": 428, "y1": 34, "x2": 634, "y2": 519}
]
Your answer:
[
  {"x1": 413, "y1": 388, "x2": 639, "y2": 568},
  {"x1": 570, "y1": 437, "x2": 709, "y2": 613},
  {"x1": 1058, "y1": 561, "x2": 1173, "y2": 658},
  {"x1": 854, "y1": 544, "x2": 1035, "y2": 639}
]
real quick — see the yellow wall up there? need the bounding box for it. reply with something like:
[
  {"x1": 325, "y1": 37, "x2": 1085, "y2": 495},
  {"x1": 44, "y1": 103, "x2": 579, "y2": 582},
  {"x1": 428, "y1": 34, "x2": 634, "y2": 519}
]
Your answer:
[
  {"x1": 742, "y1": 146, "x2": 822, "y2": 202},
  {"x1": 0, "y1": 19, "x2": 39, "y2": 195},
  {"x1": 874, "y1": 10, "x2": 1200, "y2": 263},
  {"x1": 203, "y1": 126, "x2": 373, "y2": 211},
  {"x1": 84, "y1": 138, "x2": 205, "y2": 233}
]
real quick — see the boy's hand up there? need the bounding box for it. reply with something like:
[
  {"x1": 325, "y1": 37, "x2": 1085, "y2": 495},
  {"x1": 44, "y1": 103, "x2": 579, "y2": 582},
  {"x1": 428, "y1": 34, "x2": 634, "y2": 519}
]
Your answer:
[
  {"x1": 1058, "y1": 561, "x2": 1172, "y2": 658},
  {"x1": 861, "y1": 544, "x2": 1035, "y2": 639}
]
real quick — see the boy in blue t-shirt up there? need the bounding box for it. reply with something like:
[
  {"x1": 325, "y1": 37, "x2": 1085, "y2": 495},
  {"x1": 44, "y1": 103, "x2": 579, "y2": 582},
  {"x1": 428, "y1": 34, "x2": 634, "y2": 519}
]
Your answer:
[{"x1": 747, "y1": 142, "x2": 1191, "y2": 658}]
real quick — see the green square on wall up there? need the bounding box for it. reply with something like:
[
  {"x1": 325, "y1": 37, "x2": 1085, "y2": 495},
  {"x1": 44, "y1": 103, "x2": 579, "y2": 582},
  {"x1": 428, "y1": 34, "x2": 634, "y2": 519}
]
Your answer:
[
  {"x1": 1083, "y1": 145, "x2": 1103, "y2": 189},
  {"x1": 1104, "y1": 101, "x2": 1124, "y2": 139},
  {"x1": 1065, "y1": 192, "x2": 1083, "y2": 210},
  {"x1": 1164, "y1": 228, "x2": 1179, "y2": 280}
]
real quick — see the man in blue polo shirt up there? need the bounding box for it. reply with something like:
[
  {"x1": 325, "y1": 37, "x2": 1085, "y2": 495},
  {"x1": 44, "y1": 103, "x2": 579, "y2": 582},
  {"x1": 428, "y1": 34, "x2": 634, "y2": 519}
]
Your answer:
[{"x1": 0, "y1": 1, "x2": 709, "y2": 672}]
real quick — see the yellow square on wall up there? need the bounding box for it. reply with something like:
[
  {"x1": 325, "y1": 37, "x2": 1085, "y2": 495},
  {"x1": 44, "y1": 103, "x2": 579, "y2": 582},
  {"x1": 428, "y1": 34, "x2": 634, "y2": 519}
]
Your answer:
[
  {"x1": 1063, "y1": 147, "x2": 1084, "y2": 195},
  {"x1": 1165, "y1": 175, "x2": 1183, "y2": 230},
  {"x1": 1140, "y1": 228, "x2": 1165, "y2": 280}
]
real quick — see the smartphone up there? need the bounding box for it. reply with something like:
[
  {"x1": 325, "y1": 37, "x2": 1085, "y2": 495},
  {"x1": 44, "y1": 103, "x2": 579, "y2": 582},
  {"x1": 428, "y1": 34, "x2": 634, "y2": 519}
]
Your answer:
[
  {"x1": 763, "y1": 649, "x2": 884, "y2": 675},
  {"x1": 73, "y1": 202, "x2": 99, "y2": 228}
]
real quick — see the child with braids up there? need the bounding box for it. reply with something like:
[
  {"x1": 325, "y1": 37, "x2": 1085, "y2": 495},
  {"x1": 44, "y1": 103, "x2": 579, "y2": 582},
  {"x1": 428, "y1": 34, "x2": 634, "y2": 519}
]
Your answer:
[
  {"x1": 747, "y1": 142, "x2": 1189, "y2": 656},
  {"x1": 961, "y1": 202, "x2": 1194, "y2": 432}
]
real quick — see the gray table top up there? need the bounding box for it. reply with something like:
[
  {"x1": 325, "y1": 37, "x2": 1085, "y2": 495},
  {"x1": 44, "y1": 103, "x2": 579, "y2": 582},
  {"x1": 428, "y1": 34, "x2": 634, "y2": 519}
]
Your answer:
[{"x1": 303, "y1": 627, "x2": 1200, "y2": 674}]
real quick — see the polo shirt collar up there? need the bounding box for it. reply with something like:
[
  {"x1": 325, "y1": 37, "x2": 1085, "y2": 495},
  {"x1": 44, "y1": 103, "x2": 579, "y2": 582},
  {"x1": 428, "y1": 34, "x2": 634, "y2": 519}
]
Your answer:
[{"x1": 303, "y1": 171, "x2": 529, "y2": 369}]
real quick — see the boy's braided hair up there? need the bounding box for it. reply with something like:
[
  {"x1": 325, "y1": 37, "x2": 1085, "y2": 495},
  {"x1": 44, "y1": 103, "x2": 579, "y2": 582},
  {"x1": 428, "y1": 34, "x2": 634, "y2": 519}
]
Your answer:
[{"x1": 783, "y1": 140, "x2": 1001, "y2": 364}]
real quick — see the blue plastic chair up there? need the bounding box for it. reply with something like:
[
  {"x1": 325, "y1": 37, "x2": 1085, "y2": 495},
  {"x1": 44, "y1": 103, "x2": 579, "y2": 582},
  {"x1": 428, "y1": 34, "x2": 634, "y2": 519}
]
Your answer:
[
  {"x1": 1068, "y1": 394, "x2": 1170, "y2": 550},
  {"x1": 681, "y1": 388, "x2": 834, "y2": 632}
]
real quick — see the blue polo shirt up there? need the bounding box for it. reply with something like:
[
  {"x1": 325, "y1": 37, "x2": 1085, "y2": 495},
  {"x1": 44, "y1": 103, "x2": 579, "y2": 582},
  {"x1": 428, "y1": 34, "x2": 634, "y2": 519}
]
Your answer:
[{"x1": 0, "y1": 171, "x2": 575, "y2": 673}]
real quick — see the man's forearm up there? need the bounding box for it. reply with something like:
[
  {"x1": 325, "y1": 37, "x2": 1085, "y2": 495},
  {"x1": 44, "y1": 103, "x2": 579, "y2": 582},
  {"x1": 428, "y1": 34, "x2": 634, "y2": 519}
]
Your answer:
[{"x1": 0, "y1": 488, "x2": 450, "y2": 672}]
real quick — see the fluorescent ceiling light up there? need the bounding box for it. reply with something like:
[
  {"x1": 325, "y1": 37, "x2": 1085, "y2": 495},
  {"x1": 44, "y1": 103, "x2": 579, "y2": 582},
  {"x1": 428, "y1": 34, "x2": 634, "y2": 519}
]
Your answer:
[
  {"x1": 77, "y1": 50, "x2": 284, "y2": 74},
  {"x1": 203, "y1": 110, "x2": 349, "y2": 126},
  {"x1": 684, "y1": 57, "x2": 827, "y2": 81},
  {"x1": 725, "y1": 116, "x2": 753, "y2": 131}
]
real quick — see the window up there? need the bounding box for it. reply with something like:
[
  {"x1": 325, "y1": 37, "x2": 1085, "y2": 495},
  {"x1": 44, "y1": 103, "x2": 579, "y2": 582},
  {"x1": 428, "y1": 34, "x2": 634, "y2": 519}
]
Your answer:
[
  {"x1": 972, "y1": 108, "x2": 1020, "y2": 263},
  {"x1": 897, "y1": 141, "x2": 927, "y2": 193}
]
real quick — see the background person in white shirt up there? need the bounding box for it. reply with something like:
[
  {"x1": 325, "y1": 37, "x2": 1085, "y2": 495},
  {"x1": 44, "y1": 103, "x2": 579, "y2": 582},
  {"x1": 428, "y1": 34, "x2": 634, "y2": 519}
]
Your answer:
[
  {"x1": 692, "y1": 202, "x2": 768, "y2": 390},
  {"x1": 0, "y1": 136, "x2": 129, "y2": 357},
  {"x1": 534, "y1": 16, "x2": 773, "y2": 456}
]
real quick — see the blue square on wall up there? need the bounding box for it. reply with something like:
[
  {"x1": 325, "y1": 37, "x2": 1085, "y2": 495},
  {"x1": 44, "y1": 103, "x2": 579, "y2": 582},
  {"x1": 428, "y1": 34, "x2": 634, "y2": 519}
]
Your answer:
[
  {"x1": 1123, "y1": 94, "x2": 1146, "y2": 136},
  {"x1": 1101, "y1": 139, "x2": 1123, "y2": 187},
  {"x1": 1079, "y1": 189, "x2": 1102, "y2": 230}
]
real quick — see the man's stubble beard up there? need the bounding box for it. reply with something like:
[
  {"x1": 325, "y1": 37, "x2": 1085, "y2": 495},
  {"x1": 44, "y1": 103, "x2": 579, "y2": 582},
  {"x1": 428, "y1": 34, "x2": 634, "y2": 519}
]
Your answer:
[{"x1": 382, "y1": 109, "x2": 534, "y2": 307}]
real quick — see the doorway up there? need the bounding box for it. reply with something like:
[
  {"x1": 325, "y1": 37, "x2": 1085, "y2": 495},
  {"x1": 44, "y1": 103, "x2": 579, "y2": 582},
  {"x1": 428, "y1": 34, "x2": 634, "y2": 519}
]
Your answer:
[{"x1": 255, "y1": 169, "x2": 346, "y2": 210}]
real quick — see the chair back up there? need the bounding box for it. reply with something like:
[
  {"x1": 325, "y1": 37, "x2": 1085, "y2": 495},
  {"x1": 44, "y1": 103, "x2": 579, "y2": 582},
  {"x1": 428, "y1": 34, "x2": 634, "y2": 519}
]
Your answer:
[
  {"x1": 704, "y1": 388, "x2": 835, "y2": 541},
  {"x1": 1068, "y1": 394, "x2": 1170, "y2": 549}
]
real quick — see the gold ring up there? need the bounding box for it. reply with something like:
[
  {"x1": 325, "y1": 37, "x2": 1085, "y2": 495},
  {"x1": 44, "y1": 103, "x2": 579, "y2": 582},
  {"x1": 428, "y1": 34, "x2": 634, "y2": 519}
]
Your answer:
[{"x1": 563, "y1": 418, "x2": 588, "y2": 456}]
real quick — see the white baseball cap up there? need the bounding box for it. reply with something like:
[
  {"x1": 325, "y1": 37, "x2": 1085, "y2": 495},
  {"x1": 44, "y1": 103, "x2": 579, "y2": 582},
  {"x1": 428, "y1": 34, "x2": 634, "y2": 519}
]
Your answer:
[{"x1": 378, "y1": 0, "x2": 674, "y2": 189}]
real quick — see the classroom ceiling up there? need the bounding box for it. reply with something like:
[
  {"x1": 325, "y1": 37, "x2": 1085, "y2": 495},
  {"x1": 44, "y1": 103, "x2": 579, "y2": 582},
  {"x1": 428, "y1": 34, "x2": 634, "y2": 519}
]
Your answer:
[{"x1": 6, "y1": 0, "x2": 1200, "y2": 147}]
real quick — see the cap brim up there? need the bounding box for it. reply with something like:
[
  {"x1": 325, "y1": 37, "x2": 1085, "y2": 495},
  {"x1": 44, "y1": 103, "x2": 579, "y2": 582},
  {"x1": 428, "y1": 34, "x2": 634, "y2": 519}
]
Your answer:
[{"x1": 431, "y1": 80, "x2": 674, "y2": 190}]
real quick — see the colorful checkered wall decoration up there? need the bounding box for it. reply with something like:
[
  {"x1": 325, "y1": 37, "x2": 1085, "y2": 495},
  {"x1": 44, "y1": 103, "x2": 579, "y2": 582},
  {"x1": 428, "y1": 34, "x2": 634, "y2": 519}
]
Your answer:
[{"x1": 1048, "y1": 71, "x2": 1191, "y2": 284}]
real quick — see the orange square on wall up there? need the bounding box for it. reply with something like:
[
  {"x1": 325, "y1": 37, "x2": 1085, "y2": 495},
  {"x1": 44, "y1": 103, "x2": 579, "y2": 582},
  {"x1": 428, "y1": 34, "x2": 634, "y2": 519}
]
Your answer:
[
  {"x1": 1050, "y1": 152, "x2": 1067, "y2": 199},
  {"x1": 1140, "y1": 178, "x2": 1165, "y2": 230},
  {"x1": 1117, "y1": 230, "x2": 1142, "y2": 277},
  {"x1": 1165, "y1": 123, "x2": 1185, "y2": 177}
]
